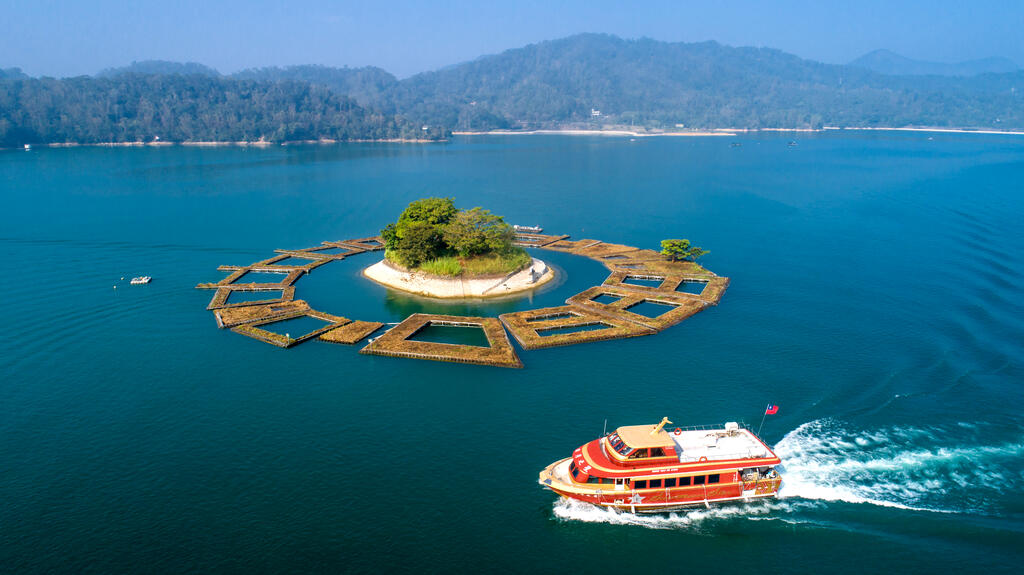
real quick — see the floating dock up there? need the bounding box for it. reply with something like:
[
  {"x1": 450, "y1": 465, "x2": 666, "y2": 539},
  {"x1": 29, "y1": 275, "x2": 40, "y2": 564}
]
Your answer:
[
  {"x1": 231, "y1": 308, "x2": 349, "y2": 348},
  {"x1": 319, "y1": 320, "x2": 385, "y2": 345},
  {"x1": 213, "y1": 300, "x2": 312, "y2": 328},
  {"x1": 206, "y1": 285, "x2": 296, "y2": 310},
  {"x1": 565, "y1": 285, "x2": 707, "y2": 331},
  {"x1": 499, "y1": 305, "x2": 654, "y2": 350},
  {"x1": 360, "y1": 314, "x2": 523, "y2": 368}
]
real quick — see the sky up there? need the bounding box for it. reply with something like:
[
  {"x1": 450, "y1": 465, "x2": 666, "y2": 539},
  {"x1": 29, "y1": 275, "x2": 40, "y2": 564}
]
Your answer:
[{"x1": 2, "y1": 0, "x2": 1023, "y2": 78}]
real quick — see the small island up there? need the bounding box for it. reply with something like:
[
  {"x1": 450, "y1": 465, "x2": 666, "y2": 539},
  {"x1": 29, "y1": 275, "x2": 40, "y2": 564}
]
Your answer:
[{"x1": 363, "y1": 197, "x2": 555, "y2": 298}]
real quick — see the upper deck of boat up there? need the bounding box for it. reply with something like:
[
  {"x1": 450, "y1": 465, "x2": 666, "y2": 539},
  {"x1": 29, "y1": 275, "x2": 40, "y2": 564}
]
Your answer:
[
  {"x1": 670, "y1": 427, "x2": 771, "y2": 463},
  {"x1": 615, "y1": 422, "x2": 773, "y2": 463}
]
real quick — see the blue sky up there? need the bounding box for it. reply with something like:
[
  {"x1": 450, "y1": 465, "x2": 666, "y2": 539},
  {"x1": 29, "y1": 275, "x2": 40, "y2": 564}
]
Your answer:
[{"x1": 2, "y1": 0, "x2": 1022, "y2": 77}]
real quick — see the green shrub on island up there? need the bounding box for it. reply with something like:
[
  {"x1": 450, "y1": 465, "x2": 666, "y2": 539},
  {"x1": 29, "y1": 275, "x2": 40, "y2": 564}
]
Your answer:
[
  {"x1": 381, "y1": 198, "x2": 529, "y2": 275},
  {"x1": 419, "y1": 256, "x2": 464, "y2": 277},
  {"x1": 661, "y1": 239, "x2": 708, "y2": 262}
]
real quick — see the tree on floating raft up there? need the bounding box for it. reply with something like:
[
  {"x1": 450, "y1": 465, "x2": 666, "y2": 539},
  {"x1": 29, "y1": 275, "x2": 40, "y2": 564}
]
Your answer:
[
  {"x1": 381, "y1": 197, "x2": 529, "y2": 276},
  {"x1": 660, "y1": 239, "x2": 708, "y2": 262}
]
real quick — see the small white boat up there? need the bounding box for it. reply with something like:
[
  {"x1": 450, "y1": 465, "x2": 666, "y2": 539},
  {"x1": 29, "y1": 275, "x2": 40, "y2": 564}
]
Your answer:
[
  {"x1": 130, "y1": 276, "x2": 152, "y2": 285},
  {"x1": 514, "y1": 224, "x2": 543, "y2": 234}
]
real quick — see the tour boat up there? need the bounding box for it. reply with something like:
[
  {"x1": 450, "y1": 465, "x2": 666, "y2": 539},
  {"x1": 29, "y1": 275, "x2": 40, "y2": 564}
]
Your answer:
[
  {"x1": 538, "y1": 418, "x2": 782, "y2": 513},
  {"x1": 513, "y1": 224, "x2": 543, "y2": 233},
  {"x1": 130, "y1": 276, "x2": 152, "y2": 285}
]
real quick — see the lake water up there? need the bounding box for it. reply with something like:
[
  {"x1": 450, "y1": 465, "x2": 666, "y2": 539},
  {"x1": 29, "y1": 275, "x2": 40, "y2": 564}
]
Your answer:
[{"x1": 2, "y1": 133, "x2": 1023, "y2": 572}]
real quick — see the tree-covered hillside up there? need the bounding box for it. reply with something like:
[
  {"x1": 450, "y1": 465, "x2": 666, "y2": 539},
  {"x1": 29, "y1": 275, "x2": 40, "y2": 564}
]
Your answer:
[
  {"x1": 380, "y1": 34, "x2": 1024, "y2": 130},
  {"x1": 232, "y1": 65, "x2": 398, "y2": 108},
  {"x1": 0, "y1": 74, "x2": 434, "y2": 146}
]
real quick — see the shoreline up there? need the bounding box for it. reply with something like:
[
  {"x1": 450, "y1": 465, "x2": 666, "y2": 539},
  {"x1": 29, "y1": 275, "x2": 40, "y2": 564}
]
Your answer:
[
  {"x1": 8, "y1": 138, "x2": 441, "y2": 150},
  {"x1": 452, "y1": 129, "x2": 735, "y2": 137},
  {"x1": 453, "y1": 126, "x2": 1024, "y2": 137},
  {"x1": 363, "y1": 257, "x2": 555, "y2": 299},
  {"x1": 10, "y1": 125, "x2": 1023, "y2": 150}
]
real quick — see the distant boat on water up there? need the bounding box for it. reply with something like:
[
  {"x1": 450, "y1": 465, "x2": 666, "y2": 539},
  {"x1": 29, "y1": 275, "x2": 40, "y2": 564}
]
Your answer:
[
  {"x1": 514, "y1": 224, "x2": 543, "y2": 233},
  {"x1": 24, "y1": 144, "x2": 31, "y2": 151},
  {"x1": 130, "y1": 276, "x2": 152, "y2": 285},
  {"x1": 730, "y1": 142, "x2": 742, "y2": 148}
]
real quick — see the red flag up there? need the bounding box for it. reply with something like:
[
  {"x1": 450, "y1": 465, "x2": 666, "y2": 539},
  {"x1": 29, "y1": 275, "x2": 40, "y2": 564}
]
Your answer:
[{"x1": 765, "y1": 404, "x2": 779, "y2": 415}]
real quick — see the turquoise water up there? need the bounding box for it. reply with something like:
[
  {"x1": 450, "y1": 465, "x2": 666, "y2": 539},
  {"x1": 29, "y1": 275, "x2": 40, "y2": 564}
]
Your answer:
[{"x1": 2, "y1": 134, "x2": 1023, "y2": 572}]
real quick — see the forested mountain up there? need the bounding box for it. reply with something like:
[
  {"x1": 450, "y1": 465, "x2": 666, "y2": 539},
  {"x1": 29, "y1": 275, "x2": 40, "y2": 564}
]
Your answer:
[
  {"x1": 378, "y1": 34, "x2": 1024, "y2": 130},
  {"x1": 0, "y1": 67, "x2": 28, "y2": 79},
  {"x1": 232, "y1": 65, "x2": 398, "y2": 108},
  {"x1": 98, "y1": 60, "x2": 222, "y2": 78},
  {"x1": 0, "y1": 74, "x2": 432, "y2": 147},
  {"x1": 849, "y1": 49, "x2": 1019, "y2": 77},
  {"x1": 4, "y1": 33, "x2": 1024, "y2": 146}
]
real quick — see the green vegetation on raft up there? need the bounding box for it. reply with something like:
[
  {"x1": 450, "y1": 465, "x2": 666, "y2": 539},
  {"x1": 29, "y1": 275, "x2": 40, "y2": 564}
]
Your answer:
[{"x1": 381, "y1": 197, "x2": 531, "y2": 277}]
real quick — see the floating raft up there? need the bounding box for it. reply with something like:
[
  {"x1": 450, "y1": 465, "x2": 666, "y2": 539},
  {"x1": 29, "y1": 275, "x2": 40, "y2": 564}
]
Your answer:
[
  {"x1": 319, "y1": 320, "x2": 385, "y2": 345},
  {"x1": 500, "y1": 305, "x2": 654, "y2": 350},
  {"x1": 360, "y1": 313, "x2": 523, "y2": 368},
  {"x1": 231, "y1": 308, "x2": 349, "y2": 348}
]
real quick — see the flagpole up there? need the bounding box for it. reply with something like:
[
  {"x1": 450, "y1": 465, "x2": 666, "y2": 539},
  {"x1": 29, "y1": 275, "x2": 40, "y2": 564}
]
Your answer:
[{"x1": 757, "y1": 405, "x2": 768, "y2": 437}]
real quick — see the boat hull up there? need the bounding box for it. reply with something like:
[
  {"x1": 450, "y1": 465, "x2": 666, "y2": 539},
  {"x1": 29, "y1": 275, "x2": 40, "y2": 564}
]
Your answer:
[{"x1": 539, "y1": 457, "x2": 782, "y2": 513}]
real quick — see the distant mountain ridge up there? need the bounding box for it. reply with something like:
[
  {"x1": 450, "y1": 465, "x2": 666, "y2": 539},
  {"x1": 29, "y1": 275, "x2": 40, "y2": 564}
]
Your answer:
[
  {"x1": 3, "y1": 34, "x2": 1024, "y2": 146},
  {"x1": 850, "y1": 49, "x2": 1019, "y2": 77}
]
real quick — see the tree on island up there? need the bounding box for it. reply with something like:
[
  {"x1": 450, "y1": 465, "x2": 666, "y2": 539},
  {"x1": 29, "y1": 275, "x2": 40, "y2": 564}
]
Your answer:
[
  {"x1": 660, "y1": 239, "x2": 708, "y2": 262},
  {"x1": 381, "y1": 198, "x2": 529, "y2": 275},
  {"x1": 443, "y1": 207, "x2": 516, "y2": 257}
]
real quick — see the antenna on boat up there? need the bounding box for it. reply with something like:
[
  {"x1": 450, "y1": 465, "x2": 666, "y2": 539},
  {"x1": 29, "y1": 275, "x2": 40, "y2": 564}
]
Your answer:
[{"x1": 602, "y1": 418, "x2": 607, "y2": 437}]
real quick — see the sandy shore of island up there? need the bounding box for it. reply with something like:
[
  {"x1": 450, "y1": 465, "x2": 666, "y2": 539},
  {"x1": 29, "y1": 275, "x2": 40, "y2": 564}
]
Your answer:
[{"x1": 363, "y1": 257, "x2": 555, "y2": 299}]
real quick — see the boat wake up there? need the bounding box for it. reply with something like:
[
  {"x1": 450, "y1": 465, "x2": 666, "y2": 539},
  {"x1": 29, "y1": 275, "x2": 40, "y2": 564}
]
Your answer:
[
  {"x1": 552, "y1": 496, "x2": 812, "y2": 530},
  {"x1": 775, "y1": 419, "x2": 1024, "y2": 514}
]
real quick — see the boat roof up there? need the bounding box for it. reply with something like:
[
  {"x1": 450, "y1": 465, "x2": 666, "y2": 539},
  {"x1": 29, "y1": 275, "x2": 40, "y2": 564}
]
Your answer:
[
  {"x1": 670, "y1": 427, "x2": 770, "y2": 463},
  {"x1": 615, "y1": 424, "x2": 674, "y2": 449}
]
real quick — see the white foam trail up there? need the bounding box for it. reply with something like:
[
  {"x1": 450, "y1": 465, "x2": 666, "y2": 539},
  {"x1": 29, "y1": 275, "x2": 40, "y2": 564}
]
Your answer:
[
  {"x1": 552, "y1": 497, "x2": 816, "y2": 530},
  {"x1": 774, "y1": 419, "x2": 1023, "y2": 514}
]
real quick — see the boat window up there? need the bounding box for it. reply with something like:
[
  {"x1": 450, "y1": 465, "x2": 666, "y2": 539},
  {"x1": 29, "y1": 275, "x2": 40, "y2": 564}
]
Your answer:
[
  {"x1": 570, "y1": 462, "x2": 585, "y2": 482},
  {"x1": 587, "y1": 476, "x2": 613, "y2": 485},
  {"x1": 694, "y1": 475, "x2": 706, "y2": 485},
  {"x1": 708, "y1": 474, "x2": 720, "y2": 484},
  {"x1": 649, "y1": 447, "x2": 665, "y2": 457},
  {"x1": 628, "y1": 448, "x2": 649, "y2": 459},
  {"x1": 608, "y1": 434, "x2": 625, "y2": 450},
  {"x1": 634, "y1": 480, "x2": 647, "y2": 489},
  {"x1": 679, "y1": 476, "x2": 692, "y2": 486},
  {"x1": 665, "y1": 478, "x2": 677, "y2": 488},
  {"x1": 649, "y1": 479, "x2": 662, "y2": 488}
]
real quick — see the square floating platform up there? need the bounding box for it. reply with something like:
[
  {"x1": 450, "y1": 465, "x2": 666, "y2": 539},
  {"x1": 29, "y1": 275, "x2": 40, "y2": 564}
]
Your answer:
[
  {"x1": 196, "y1": 267, "x2": 304, "y2": 290},
  {"x1": 213, "y1": 300, "x2": 312, "y2": 328},
  {"x1": 207, "y1": 286, "x2": 296, "y2": 310},
  {"x1": 231, "y1": 309, "x2": 349, "y2": 348},
  {"x1": 566, "y1": 286, "x2": 708, "y2": 331},
  {"x1": 360, "y1": 314, "x2": 522, "y2": 368},
  {"x1": 602, "y1": 272, "x2": 729, "y2": 305},
  {"x1": 499, "y1": 305, "x2": 654, "y2": 350}
]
